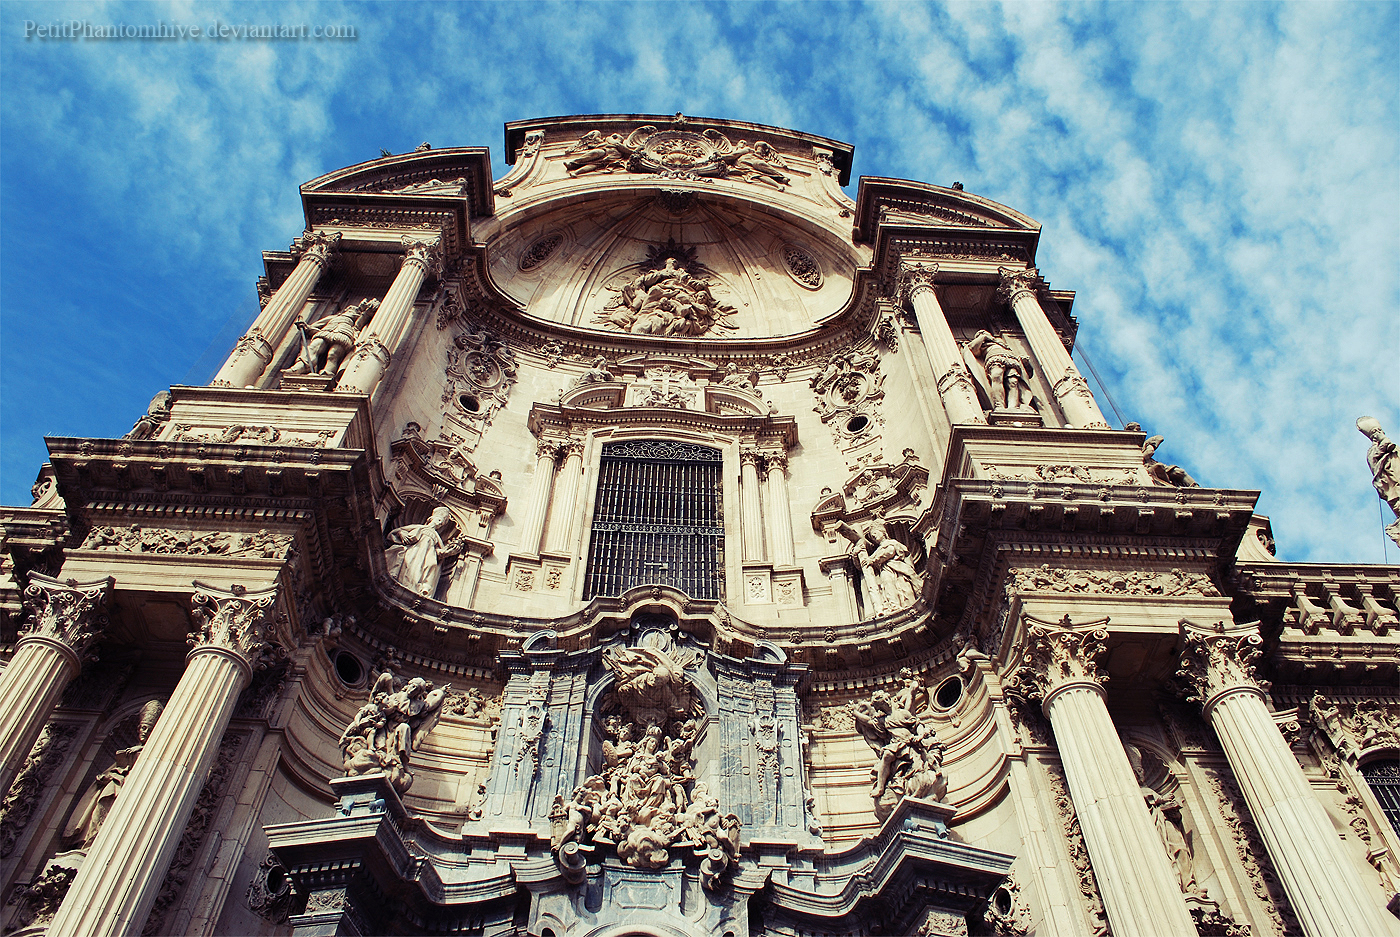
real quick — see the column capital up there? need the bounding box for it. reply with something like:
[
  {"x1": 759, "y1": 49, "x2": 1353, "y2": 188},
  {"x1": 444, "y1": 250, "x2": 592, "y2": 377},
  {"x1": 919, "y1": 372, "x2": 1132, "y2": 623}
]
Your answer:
[
  {"x1": 21, "y1": 572, "x2": 113, "y2": 661},
  {"x1": 536, "y1": 439, "x2": 563, "y2": 461},
  {"x1": 400, "y1": 237, "x2": 443, "y2": 277},
  {"x1": 763, "y1": 450, "x2": 789, "y2": 474},
  {"x1": 996, "y1": 265, "x2": 1042, "y2": 304},
  {"x1": 897, "y1": 260, "x2": 939, "y2": 305},
  {"x1": 1177, "y1": 618, "x2": 1267, "y2": 712},
  {"x1": 1010, "y1": 613, "x2": 1110, "y2": 708},
  {"x1": 740, "y1": 447, "x2": 763, "y2": 467},
  {"x1": 557, "y1": 440, "x2": 585, "y2": 461},
  {"x1": 291, "y1": 230, "x2": 342, "y2": 268},
  {"x1": 188, "y1": 581, "x2": 280, "y2": 673}
]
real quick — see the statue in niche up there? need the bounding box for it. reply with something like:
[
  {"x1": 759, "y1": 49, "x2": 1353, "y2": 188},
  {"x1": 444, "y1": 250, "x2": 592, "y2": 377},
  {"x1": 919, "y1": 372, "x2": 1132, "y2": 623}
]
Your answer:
[
  {"x1": 64, "y1": 699, "x2": 163, "y2": 849},
  {"x1": 1124, "y1": 741, "x2": 1204, "y2": 898},
  {"x1": 964, "y1": 330, "x2": 1035, "y2": 411},
  {"x1": 1127, "y1": 424, "x2": 1200, "y2": 488},
  {"x1": 547, "y1": 638, "x2": 741, "y2": 889},
  {"x1": 286, "y1": 298, "x2": 379, "y2": 376},
  {"x1": 124, "y1": 390, "x2": 171, "y2": 440},
  {"x1": 385, "y1": 506, "x2": 465, "y2": 596},
  {"x1": 844, "y1": 519, "x2": 921, "y2": 616},
  {"x1": 574, "y1": 355, "x2": 615, "y2": 386},
  {"x1": 852, "y1": 669, "x2": 946, "y2": 821},
  {"x1": 338, "y1": 669, "x2": 450, "y2": 793},
  {"x1": 1357, "y1": 416, "x2": 1400, "y2": 546},
  {"x1": 592, "y1": 243, "x2": 738, "y2": 338}
]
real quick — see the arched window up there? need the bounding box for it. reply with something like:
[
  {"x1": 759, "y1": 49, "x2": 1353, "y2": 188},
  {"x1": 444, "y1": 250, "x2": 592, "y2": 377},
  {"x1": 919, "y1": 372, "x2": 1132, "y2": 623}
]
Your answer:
[
  {"x1": 1361, "y1": 759, "x2": 1400, "y2": 835},
  {"x1": 583, "y1": 440, "x2": 723, "y2": 600}
]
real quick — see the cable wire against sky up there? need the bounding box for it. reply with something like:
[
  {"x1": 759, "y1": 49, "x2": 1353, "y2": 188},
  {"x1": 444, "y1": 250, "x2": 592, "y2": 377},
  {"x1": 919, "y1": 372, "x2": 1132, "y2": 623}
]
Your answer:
[{"x1": 1073, "y1": 340, "x2": 1126, "y2": 428}]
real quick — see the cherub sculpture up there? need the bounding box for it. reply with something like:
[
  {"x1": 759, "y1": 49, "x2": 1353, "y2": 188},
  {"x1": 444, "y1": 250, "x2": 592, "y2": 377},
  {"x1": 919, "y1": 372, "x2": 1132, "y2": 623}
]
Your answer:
[
  {"x1": 852, "y1": 672, "x2": 947, "y2": 820},
  {"x1": 337, "y1": 668, "x2": 449, "y2": 793}
]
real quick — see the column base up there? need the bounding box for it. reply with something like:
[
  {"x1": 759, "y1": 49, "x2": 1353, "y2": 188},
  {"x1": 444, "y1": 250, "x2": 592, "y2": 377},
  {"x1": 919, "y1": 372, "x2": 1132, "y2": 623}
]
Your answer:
[{"x1": 279, "y1": 372, "x2": 338, "y2": 392}]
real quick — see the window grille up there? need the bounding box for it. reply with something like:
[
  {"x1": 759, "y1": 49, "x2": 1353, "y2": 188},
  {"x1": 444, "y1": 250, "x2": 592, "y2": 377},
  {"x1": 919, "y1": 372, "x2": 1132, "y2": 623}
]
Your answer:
[
  {"x1": 1362, "y1": 759, "x2": 1400, "y2": 835},
  {"x1": 584, "y1": 441, "x2": 724, "y2": 600}
]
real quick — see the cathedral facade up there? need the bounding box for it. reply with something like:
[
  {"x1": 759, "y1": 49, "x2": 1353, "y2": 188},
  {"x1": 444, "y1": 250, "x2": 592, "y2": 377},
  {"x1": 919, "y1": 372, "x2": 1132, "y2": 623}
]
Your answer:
[{"x1": 1, "y1": 113, "x2": 1397, "y2": 937}]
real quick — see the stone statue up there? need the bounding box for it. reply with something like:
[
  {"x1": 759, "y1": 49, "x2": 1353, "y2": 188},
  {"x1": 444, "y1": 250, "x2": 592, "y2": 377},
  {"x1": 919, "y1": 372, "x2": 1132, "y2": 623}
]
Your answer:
[
  {"x1": 563, "y1": 127, "x2": 653, "y2": 175},
  {"x1": 593, "y1": 256, "x2": 738, "y2": 338},
  {"x1": 1144, "y1": 788, "x2": 1201, "y2": 897},
  {"x1": 965, "y1": 330, "x2": 1034, "y2": 411},
  {"x1": 852, "y1": 671, "x2": 947, "y2": 821},
  {"x1": 286, "y1": 298, "x2": 379, "y2": 376},
  {"x1": 1128, "y1": 424, "x2": 1200, "y2": 488},
  {"x1": 124, "y1": 390, "x2": 171, "y2": 440},
  {"x1": 338, "y1": 669, "x2": 449, "y2": 793},
  {"x1": 1357, "y1": 416, "x2": 1400, "y2": 546},
  {"x1": 65, "y1": 699, "x2": 163, "y2": 848},
  {"x1": 575, "y1": 355, "x2": 615, "y2": 386},
  {"x1": 385, "y1": 506, "x2": 463, "y2": 597},
  {"x1": 709, "y1": 132, "x2": 790, "y2": 189},
  {"x1": 851, "y1": 520, "x2": 922, "y2": 616}
]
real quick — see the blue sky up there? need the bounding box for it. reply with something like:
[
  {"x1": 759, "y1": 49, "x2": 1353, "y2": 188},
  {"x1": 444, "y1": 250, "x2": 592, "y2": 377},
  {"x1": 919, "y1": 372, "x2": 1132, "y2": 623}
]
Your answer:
[{"x1": 2, "y1": 1, "x2": 1397, "y2": 563}]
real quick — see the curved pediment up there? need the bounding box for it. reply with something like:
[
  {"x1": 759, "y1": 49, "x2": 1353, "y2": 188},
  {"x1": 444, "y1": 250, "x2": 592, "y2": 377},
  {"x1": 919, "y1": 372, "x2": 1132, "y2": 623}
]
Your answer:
[{"x1": 302, "y1": 146, "x2": 495, "y2": 218}]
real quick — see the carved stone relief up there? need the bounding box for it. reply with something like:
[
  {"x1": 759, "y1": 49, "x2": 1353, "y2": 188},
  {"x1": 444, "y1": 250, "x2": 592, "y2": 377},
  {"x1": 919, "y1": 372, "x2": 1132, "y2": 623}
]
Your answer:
[
  {"x1": 562, "y1": 124, "x2": 790, "y2": 189},
  {"x1": 169, "y1": 424, "x2": 334, "y2": 447},
  {"x1": 625, "y1": 366, "x2": 701, "y2": 410},
  {"x1": 1043, "y1": 761, "x2": 1108, "y2": 935},
  {"x1": 1204, "y1": 768, "x2": 1299, "y2": 936},
  {"x1": 81, "y1": 525, "x2": 292, "y2": 559},
  {"x1": 782, "y1": 244, "x2": 821, "y2": 289},
  {"x1": 810, "y1": 348, "x2": 885, "y2": 447},
  {"x1": 441, "y1": 325, "x2": 518, "y2": 453},
  {"x1": 1310, "y1": 694, "x2": 1400, "y2": 755},
  {"x1": 0, "y1": 723, "x2": 81, "y2": 858},
  {"x1": 338, "y1": 667, "x2": 450, "y2": 793},
  {"x1": 7, "y1": 854, "x2": 83, "y2": 932},
  {"x1": 1008, "y1": 564, "x2": 1221, "y2": 598},
  {"x1": 246, "y1": 853, "x2": 294, "y2": 924},
  {"x1": 519, "y1": 233, "x2": 564, "y2": 271},
  {"x1": 850, "y1": 668, "x2": 948, "y2": 820},
  {"x1": 591, "y1": 241, "x2": 738, "y2": 338}
]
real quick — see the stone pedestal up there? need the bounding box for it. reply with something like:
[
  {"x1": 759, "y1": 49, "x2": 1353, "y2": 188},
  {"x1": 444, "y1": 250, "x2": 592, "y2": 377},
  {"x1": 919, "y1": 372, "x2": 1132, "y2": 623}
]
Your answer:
[
  {"x1": 1017, "y1": 615, "x2": 1198, "y2": 937},
  {"x1": 998, "y1": 266, "x2": 1108, "y2": 429},
  {"x1": 1180, "y1": 618, "x2": 1394, "y2": 937},
  {"x1": 213, "y1": 231, "x2": 338, "y2": 388},
  {"x1": 46, "y1": 583, "x2": 277, "y2": 937},
  {"x1": 0, "y1": 574, "x2": 110, "y2": 798}
]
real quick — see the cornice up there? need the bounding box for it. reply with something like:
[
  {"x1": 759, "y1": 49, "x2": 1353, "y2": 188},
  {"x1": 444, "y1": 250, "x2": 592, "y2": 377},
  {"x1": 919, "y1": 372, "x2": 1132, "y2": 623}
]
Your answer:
[
  {"x1": 300, "y1": 146, "x2": 494, "y2": 219},
  {"x1": 854, "y1": 177, "x2": 1041, "y2": 243}
]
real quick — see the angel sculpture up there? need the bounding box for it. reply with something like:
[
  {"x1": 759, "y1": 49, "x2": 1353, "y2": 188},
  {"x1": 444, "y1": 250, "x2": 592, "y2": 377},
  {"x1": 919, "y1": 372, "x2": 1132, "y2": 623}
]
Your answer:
[
  {"x1": 705, "y1": 130, "x2": 790, "y2": 189},
  {"x1": 563, "y1": 127, "x2": 655, "y2": 176},
  {"x1": 603, "y1": 644, "x2": 695, "y2": 728},
  {"x1": 338, "y1": 669, "x2": 449, "y2": 793},
  {"x1": 852, "y1": 678, "x2": 947, "y2": 821}
]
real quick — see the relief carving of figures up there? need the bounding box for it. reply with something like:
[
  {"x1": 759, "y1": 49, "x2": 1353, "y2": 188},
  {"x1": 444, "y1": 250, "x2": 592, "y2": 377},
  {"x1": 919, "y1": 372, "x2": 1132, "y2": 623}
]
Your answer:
[
  {"x1": 851, "y1": 668, "x2": 947, "y2": 821},
  {"x1": 124, "y1": 390, "x2": 171, "y2": 440},
  {"x1": 81, "y1": 525, "x2": 292, "y2": 559},
  {"x1": 338, "y1": 669, "x2": 449, "y2": 793},
  {"x1": 385, "y1": 506, "x2": 465, "y2": 597},
  {"x1": 1310, "y1": 693, "x2": 1400, "y2": 755},
  {"x1": 592, "y1": 242, "x2": 737, "y2": 338},
  {"x1": 287, "y1": 298, "x2": 379, "y2": 376},
  {"x1": 1357, "y1": 416, "x2": 1400, "y2": 545},
  {"x1": 548, "y1": 638, "x2": 740, "y2": 889},
  {"x1": 444, "y1": 326, "x2": 518, "y2": 433},
  {"x1": 1008, "y1": 564, "x2": 1221, "y2": 598},
  {"x1": 64, "y1": 699, "x2": 163, "y2": 849},
  {"x1": 964, "y1": 330, "x2": 1035, "y2": 412},
  {"x1": 563, "y1": 125, "x2": 790, "y2": 189},
  {"x1": 1126, "y1": 423, "x2": 1200, "y2": 488}
]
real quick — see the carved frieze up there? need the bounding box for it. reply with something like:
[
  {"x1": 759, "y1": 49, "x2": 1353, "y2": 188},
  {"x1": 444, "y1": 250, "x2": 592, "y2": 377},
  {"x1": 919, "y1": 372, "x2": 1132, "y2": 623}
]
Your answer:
[
  {"x1": 1008, "y1": 564, "x2": 1221, "y2": 598},
  {"x1": 0, "y1": 723, "x2": 80, "y2": 858},
  {"x1": 81, "y1": 525, "x2": 292, "y2": 559},
  {"x1": 169, "y1": 423, "x2": 334, "y2": 447},
  {"x1": 1310, "y1": 694, "x2": 1400, "y2": 755},
  {"x1": 562, "y1": 125, "x2": 790, "y2": 189}
]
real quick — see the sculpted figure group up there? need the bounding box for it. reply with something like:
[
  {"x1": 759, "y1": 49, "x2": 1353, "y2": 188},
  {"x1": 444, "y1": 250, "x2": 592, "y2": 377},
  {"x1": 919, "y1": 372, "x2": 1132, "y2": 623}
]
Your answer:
[
  {"x1": 339, "y1": 668, "x2": 449, "y2": 793},
  {"x1": 853, "y1": 669, "x2": 947, "y2": 821},
  {"x1": 839, "y1": 519, "x2": 922, "y2": 616},
  {"x1": 594, "y1": 256, "x2": 737, "y2": 338},
  {"x1": 548, "y1": 643, "x2": 741, "y2": 890}
]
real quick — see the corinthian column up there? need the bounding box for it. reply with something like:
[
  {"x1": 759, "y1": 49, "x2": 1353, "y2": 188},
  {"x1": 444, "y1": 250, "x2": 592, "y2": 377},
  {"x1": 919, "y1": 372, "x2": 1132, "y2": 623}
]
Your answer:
[
  {"x1": 997, "y1": 266, "x2": 1108, "y2": 428},
  {"x1": 763, "y1": 452, "x2": 796, "y2": 566},
  {"x1": 518, "y1": 441, "x2": 560, "y2": 556},
  {"x1": 740, "y1": 448, "x2": 765, "y2": 562},
  {"x1": 545, "y1": 441, "x2": 585, "y2": 555},
  {"x1": 1178, "y1": 619, "x2": 1392, "y2": 937},
  {"x1": 48, "y1": 582, "x2": 278, "y2": 937},
  {"x1": 1013, "y1": 615, "x2": 1198, "y2": 937},
  {"x1": 0, "y1": 573, "x2": 111, "y2": 797},
  {"x1": 899, "y1": 261, "x2": 986, "y2": 426},
  {"x1": 212, "y1": 230, "x2": 340, "y2": 388},
  {"x1": 336, "y1": 237, "x2": 441, "y2": 396}
]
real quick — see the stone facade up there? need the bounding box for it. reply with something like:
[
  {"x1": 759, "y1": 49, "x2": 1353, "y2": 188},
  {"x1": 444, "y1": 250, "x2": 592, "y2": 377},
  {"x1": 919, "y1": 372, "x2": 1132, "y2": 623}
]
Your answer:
[{"x1": 1, "y1": 113, "x2": 1398, "y2": 937}]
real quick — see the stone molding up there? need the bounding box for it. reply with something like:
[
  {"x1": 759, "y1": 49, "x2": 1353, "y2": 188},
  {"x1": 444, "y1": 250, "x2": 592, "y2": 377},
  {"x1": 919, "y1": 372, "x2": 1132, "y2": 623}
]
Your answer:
[{"x1": 1177, "y1": 618, "x2": 1267, "y2": 713}]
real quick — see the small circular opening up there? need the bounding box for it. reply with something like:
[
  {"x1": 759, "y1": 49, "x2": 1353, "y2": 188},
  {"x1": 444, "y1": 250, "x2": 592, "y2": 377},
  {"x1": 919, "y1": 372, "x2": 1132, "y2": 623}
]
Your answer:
[
  {"x1": 334, "y1": 651, "x2": 363, "y2": 686},
  {"x1": 992, "y1": 885, "x2": 1012, "y2": 915},
  {"x1": 266, "y1": 867, "x2": 288, "y2": 896},
  {"x1": 935, "y1": 676, "x2": 963, "y2": 710},
  {"x1": 846, "y1": 415, "x2": 869, "y2": 434},
  {"x1": 459, "y1": 394, "x2": 481, "y2": 413}
]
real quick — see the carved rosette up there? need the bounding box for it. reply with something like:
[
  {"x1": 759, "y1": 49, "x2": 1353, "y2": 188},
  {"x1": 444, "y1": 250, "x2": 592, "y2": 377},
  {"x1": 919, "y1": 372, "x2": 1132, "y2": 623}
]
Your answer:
[
  {"x1": 21, "y1": 572, "x2": 112, "y2": 660},
  {"x1": 996, "y1": 265, "x2": 1041, "y2": 305},
  {"x1": 1177, "y1": 619, "x2": 1267, "y2": 711},
  {"x1": 1010, "y1": 614, "x2": 1110, "y2": 707},
  {"x1": 188, "y1": 582, "x2": 280, "y2": 670},
  {"x1": 897, "y1": 260, "x2": 938, "y2": 306}
]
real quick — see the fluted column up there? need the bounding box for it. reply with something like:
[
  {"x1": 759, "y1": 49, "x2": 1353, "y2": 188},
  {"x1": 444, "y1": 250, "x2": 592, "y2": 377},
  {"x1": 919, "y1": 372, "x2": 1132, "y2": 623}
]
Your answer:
[
  {"x1": 763, "y1": 451, "x2": 796, "y2": 566},
  {"x1": 0, "y1": 573, "x2": 111, "y2": 797},
  {"x1": 48, "y1": 582, "x2": 278, "y2": 937},
  {"x1": 213, "y1": 230, "x2": 339, "y2": 388},
  {"x1": 740, "y1": 448, "x2": 765, "y2": 562},
  {"x1": 518, "y1": 441, "x2": 560, "y2": 556},
  {"x1": 545, "y1": 441, "x2": 585, "y2": 554},
  {"x1": 1179, "y1": 619, "x2": 1393, "y2": 937},
  {"x1": 1014, "y1": 615, "x2": 1198, "y2": 937},
  {"x1": 336, "y1": 237, "x2": 440, "y2": 395},
  {"x1": 899, "y1": 261, "x2": 987, "y2": 425},
  {"x1": 997, "y1": 266, "x2": 1108, "y2": 428}
]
